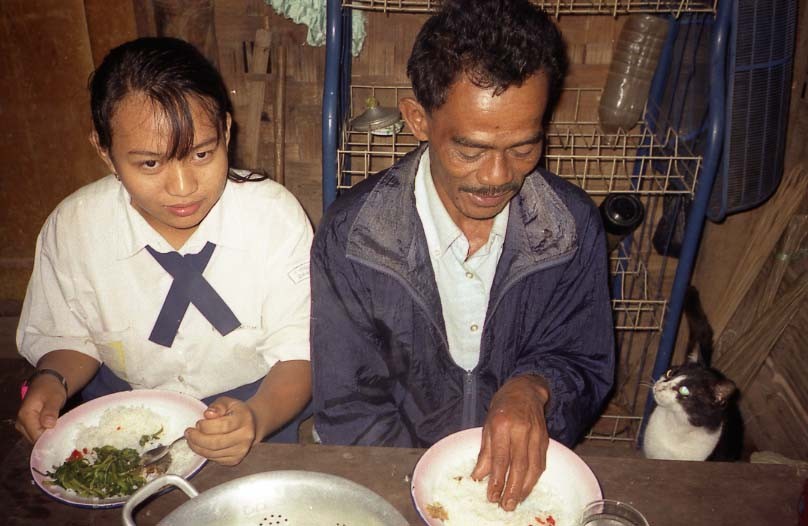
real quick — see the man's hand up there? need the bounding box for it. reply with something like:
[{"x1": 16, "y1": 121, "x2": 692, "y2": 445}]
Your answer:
[
  {"x1": 471, "y1": 374, "x2": 550, "y2": 511},
  {"x1": 185, "y1": 396, "x2": 257, "y2": 466}
]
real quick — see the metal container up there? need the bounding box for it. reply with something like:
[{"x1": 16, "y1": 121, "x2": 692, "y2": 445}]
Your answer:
[
  {"x1": 122, "y1": 471, "x2": 409, "y2": 526},
  {"x1": 350, "y1": 96, "x2": 402, "y2": 133}
]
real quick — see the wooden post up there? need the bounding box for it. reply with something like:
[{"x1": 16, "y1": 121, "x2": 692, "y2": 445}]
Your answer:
[
  {"x1": 242, "y1": 28, "x2": 271, "y2": 171},
  {"x1": 274, "y1": 46, "x2": 287, "y2": 185}
]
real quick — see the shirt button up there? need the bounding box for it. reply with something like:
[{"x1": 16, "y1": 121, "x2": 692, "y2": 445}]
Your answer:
[
  {"x1": 470, "y1": 324, "x2": 479, "y2": 332},
  {"x1": 465, "y1": 271, "x2": 474, "y2": 279}
]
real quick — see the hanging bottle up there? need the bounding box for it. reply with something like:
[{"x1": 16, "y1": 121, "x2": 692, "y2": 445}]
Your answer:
[{"x1": 598, "y1": 14, "x2": 669, "y2": 135}]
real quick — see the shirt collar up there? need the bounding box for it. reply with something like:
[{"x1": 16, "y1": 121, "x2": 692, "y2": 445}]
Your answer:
[
  {"x1": 414, "y1": 147, "x2": 509, "y2": 257},
  {"x1": 113, "y1": 175, "x2": 248, "y2": 259}
]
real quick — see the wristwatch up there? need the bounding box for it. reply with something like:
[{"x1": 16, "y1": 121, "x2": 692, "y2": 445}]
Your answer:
[{"x1": 20, "y1": 369, "x2": 69, "y2": 399}]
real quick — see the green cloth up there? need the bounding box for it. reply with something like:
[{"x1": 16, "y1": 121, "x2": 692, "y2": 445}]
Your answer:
[{"x1": 266, "y1": 0, "x2": 366, "y2": 56}]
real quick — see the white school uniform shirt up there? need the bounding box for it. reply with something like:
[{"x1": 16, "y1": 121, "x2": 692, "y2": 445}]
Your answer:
[
  {"x1": 17, "y1": 174, "x2": 312, "y2": 399},
  {"x1": 414, "y1": 148, "x2": 509, "y2": 371}
]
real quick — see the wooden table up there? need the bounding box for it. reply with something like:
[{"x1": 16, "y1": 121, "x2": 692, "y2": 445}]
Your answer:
[{"x1": 3, "y1": 438, "x2": 805, "y2": 525}]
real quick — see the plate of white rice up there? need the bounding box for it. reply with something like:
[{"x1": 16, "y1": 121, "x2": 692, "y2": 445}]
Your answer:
[
  {"x1": 411, "y1": 427, "x2": 602, "y2": 526},
  {"x1": 30, "y1": 389, "x2": 207, "y2": 508}
]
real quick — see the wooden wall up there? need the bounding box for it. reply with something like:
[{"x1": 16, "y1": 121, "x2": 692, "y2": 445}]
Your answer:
[
  {"x1": 351, "y1": 13, "x2": 623, "y2": 92},
  {"x1": 0, "y1": 0, "x2": 137, "y2": 309},
  {"x1": 212, "y1": 0, "x2": 325, "y2": 223}
]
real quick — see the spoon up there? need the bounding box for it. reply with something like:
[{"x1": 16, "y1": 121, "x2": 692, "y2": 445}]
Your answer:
[{"x1": 140, "y1": 435, "x2": 186, "y2": 467}]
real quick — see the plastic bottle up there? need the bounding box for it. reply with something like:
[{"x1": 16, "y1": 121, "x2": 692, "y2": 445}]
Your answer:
[
  {"x1": 598, "y1": 14, "x2": 669, "y2": 135},
  {"x1": 599, "y1": 193, "x2": 646, "y2": 252}
]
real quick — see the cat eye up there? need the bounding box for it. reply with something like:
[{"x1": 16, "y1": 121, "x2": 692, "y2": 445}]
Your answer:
[{"x1": 678, "y1": 386, "x2": 691, "y2": 396}]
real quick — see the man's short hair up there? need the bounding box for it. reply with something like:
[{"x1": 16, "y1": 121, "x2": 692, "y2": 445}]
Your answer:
[{"x1": 406, "y1": 0, "x2": 568, "y2": 115}]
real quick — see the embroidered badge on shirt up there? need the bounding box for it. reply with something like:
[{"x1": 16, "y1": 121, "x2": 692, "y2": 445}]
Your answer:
[{"x1": 287, "y1": 262, "x2": 310, "y2": 284}]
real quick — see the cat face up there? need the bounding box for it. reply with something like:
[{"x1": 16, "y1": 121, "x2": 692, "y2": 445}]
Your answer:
[{"x1": 652, "y1": 363, "x2": 737, "y2": 428}]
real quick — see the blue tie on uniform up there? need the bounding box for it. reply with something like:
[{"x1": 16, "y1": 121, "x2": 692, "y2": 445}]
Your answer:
[{"x1": 146, "y1": 242, "x2": 240, "y2": 347}]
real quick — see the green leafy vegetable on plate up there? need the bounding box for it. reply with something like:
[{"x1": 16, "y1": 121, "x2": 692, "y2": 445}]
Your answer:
[{"x1": 45, "y1": 446, "x2": 147, "y2": 499}]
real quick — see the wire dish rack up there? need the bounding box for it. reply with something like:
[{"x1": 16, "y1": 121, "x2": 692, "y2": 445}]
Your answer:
[
  {"x1": 338, "y1": 85, "x2": 700, "y2": 196},
  {"x1": 341, "y1": 0, "x2": 717, "y2": 16}
]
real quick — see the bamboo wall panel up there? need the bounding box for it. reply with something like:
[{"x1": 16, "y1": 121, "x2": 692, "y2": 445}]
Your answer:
[
  {"x1": 743, "y1": 265, "x2": 808, "y2": 460},
  {"x1": 214, "y1": 0, "x2": 325, "y2": 223}
]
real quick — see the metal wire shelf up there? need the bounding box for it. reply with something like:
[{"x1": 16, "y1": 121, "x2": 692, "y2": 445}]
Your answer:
[
  {"x1": 337, "y1": 85, "x2": 701, "y2": 196},
  {"x1": 585, "y1": 414, "x2": 643, "y2": 442},
  {"x1": 341, "y1": 0, "x2": 717, "y2": 16},
  {"x1": 610, "y1": 255, "x2": 667, "y2": 331}
]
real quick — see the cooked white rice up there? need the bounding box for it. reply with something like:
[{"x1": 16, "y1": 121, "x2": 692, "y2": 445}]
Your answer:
[
  {"x1": 72, "y1": 405, "x2": 196, "y2": 477},
  {"x1": 75, "y1": 406, "x2": 164, "y2": 451},
  {"x1": 429, "y1": 457, "x2": 572, "y2": 526}
]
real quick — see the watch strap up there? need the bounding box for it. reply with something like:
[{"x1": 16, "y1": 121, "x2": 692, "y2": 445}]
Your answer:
[{"x1": 21, "y1": 368, "x2": 69, "y2": 399}]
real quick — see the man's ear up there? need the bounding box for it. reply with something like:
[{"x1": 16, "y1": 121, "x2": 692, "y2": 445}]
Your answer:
[
  {"x1": 225, "y1": 113, "x2": 232, "y2": 148},
  {"x1": 89, "y1": 132, "x2": 116, "y2": 173},
  {"x1": 399, "y1": 97, "x2": 430, "y2": 142}
]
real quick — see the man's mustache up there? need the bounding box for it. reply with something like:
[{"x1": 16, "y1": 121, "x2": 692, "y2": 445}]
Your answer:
[{"x1": 459, "y1": 183, "x2": 521, "y2": 196}]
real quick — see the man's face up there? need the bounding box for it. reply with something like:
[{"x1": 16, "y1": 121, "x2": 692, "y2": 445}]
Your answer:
[{"x1": 403, "y1": 73, "x2": 550, "y2": 233}]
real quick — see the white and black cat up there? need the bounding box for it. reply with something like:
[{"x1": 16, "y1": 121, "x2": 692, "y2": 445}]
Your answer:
[{"x1": 643, "y1": 286, "x2": 743, "y2": 461}]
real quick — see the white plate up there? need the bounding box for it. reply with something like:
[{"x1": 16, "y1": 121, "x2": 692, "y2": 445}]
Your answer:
[
  {"x1": 30, "y1": 389, "x2": 207, "y2": 509},
  {"x1": 411, "y1": 427, "x2": 602, "y2": 525}
]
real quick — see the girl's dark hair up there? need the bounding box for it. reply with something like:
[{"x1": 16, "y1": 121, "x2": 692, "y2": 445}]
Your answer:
[
  {"x1": 90, "y1": 37, "x2": 266, "y2": 182},
  {"x1": 407, "y1": 0, "x2": 568, "y2": 116}
]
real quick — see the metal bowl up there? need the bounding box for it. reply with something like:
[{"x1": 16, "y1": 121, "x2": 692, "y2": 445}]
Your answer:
[
  {"x1": 350, "y1": 96, "x2": 401, "y2": 132},
  {"x1": 123, "y1": 470, "x2": 408, "y2": 526}
]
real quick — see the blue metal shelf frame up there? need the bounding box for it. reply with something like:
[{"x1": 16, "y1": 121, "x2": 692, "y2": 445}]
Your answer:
[
  {"x1": 322, "y1": 0, "x2": 353, "y2": 210},
  {"x1": 639, "y1": 0, "x2": 730, "y2": 440}
]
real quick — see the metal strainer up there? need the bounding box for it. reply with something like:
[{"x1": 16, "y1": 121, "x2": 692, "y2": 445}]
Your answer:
[{"x1": 122, "y1": 471, "x2": 408, "y2": 526}]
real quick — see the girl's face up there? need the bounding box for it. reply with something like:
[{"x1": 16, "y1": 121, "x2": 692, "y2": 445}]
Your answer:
[{"x1": 92, "y1": 92, "x2": 231, "y2": 250}]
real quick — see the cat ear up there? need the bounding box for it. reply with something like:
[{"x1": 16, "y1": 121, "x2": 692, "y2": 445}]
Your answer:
[{"x1": 713, "y1": 379, "x2": 737, "y2": 406}]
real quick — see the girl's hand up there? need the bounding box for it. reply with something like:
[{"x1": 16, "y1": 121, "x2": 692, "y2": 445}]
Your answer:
[
  {"x1": 15, "y1": 374, "x2": 68, "y2": 443},
  {"x1": 185, "y1": 396, "x2": 257, "y2": 466}
]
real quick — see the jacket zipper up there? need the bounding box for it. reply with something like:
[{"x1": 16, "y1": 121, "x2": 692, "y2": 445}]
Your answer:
[
  {"x1": 350, "y1": 249, "x2": 573, "y2": 431},
  {"x1": 462, "y1": 370, "x2": 478, "y2": 428}
]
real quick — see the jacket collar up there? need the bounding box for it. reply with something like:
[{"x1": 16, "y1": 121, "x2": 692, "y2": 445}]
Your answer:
[{"x1": 346, "y1": 144, "x2": 578, "y2": 296}]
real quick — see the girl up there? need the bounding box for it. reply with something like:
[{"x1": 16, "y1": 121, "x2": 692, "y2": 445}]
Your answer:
[{"x1": 15, "y1": 37, "x2": 312, "y2": 466}]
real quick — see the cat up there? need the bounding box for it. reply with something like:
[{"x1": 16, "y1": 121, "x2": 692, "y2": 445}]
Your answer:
[{"x1": 642, "y1": 286, "x2": 743, "y2": 461}]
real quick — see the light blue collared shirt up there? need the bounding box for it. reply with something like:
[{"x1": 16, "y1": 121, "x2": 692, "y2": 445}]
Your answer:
[{"x1": 414, "y1": 148, "x2": 509, "y2": 370}]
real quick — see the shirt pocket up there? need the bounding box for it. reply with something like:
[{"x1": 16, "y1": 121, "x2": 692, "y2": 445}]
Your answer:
[
  {"x1": 88, "y1": 327, "x2": 145, "y2": 386},
  {"x1": 219, "y1": 327, "x2": 271, "y2": 370}
]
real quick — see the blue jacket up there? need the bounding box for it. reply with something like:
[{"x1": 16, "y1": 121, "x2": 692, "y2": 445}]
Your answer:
[{"x1": 312, "y1": 146, "x2": 615, "y2": 448}]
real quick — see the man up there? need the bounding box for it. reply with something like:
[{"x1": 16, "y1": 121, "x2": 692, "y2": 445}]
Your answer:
[{"x1": 312, "y1": 0, "x2": 614, "y2": 511}]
